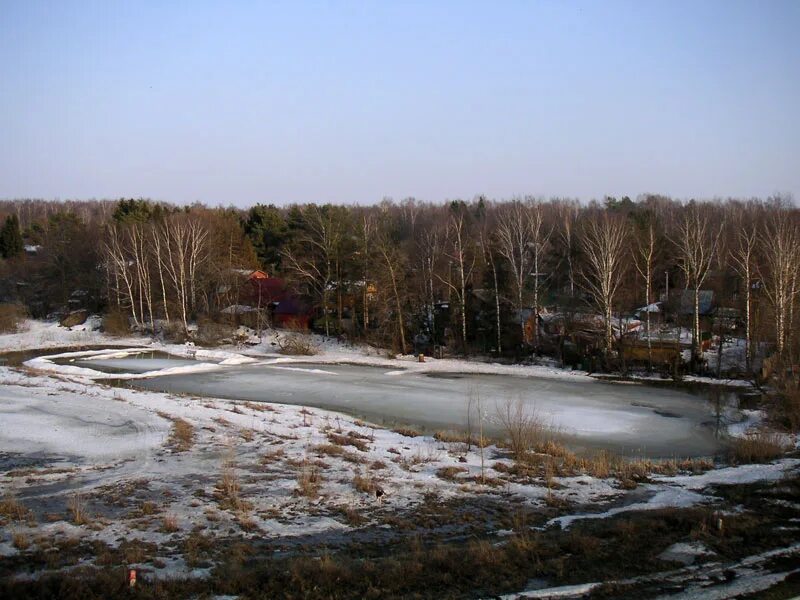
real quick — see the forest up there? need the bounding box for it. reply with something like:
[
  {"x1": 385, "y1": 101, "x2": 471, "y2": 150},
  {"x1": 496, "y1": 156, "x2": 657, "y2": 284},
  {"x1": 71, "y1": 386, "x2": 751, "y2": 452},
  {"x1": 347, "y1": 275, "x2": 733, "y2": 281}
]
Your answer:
[{"x1": 0, "y1": 195, "x2": 798, "y2": 377}]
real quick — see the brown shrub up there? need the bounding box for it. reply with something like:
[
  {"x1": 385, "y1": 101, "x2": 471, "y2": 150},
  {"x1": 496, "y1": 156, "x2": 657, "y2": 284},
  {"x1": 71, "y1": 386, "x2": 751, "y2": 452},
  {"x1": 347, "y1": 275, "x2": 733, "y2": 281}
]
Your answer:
[
  {"x1": 729, "y1": 432, "x2": 787, "y2": 463},
  {"x1": 496, "y1": 398, "x2": 550, "y2": 461},
  {"x1": 101, "y1": 310, "x2": 130, "y2": 336},
  {"x1": 278, "y1": 333, "x2": 318, "y2": 356},
  {"x1": 0, "y1": 303, "x2": 26, "y2": 333},
  {"x1": 195, "y1": 319, "x2": 235, "y2": 346}
]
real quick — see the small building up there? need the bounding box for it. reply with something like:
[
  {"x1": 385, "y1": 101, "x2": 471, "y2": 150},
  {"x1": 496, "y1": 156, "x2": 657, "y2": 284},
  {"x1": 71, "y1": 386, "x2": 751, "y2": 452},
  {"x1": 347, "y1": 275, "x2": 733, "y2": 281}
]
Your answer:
[{"x1": 680, "y1": 290, "x2": 714, "y2": 317}]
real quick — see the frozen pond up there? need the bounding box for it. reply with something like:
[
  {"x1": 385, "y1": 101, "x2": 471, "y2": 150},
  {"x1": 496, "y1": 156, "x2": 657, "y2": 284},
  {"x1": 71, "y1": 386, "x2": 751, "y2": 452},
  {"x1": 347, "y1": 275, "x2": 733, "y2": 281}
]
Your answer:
[
  {"x1": 61, "y1": 351, "x2": 732, "y2": 458},
  {"x1": 58, "y1": 351, "x2": 203, "y2": 374}
]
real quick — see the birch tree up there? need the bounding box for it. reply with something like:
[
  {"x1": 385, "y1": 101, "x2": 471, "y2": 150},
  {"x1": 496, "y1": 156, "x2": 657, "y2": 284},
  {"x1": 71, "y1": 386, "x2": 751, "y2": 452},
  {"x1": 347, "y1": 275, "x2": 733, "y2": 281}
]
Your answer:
[
  {"x1": 438, "y1": 211, "x2": 475, "y2": 353},
  {"x1": 417, "y1": 225, "x2": 443, "y2": 346},
  {"x1": 730, "y1": 209, "x2": 759, "y2": 372},
  {"x1": 496, "y1": 202, "x2": 534, "y2": 346},
  {"x1": 156, "y1": 217, "x2": 209, "y2": 333},
  {"x1": 633, "y1": 219, "x2": 657, "y2": 371},
  {"x1": 760, "y1": 212, "x2": 800, "y2": 360},
  {"x1": 673, "y1": 205, "x2": 724, "y2": 368},
  {"x1": 579, "y1": 213, "x2": 629, "y2": 359}
]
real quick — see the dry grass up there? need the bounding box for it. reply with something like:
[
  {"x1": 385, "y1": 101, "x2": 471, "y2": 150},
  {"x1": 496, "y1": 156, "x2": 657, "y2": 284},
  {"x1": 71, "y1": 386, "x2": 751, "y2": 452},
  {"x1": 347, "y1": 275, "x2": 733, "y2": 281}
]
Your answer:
[
  {"x1": 216, "y1": 451, "x2": 252, "y2": 512},
  {"x1": 313, "y1": 443, "x2": 346, "y2": 457},
  {"x1": 68, "y1": 493, "x2": 88, "y2": 525},
  {"x1": 730, "y1": 432, "x2": 787, "y2": 463},
  {"x1": 352, "y1": 472, "x2": 379, "y2": 494},
  {"x1": 296, "y1": 464, "x2": 322, "y2": 498},
  {"x1": 260, "y1": 447, "x2": 285, "y2": 464},
  {"x1": 392, "y1": 426, "x2": 422, "y2": 437},
  {"x1": 169, "y1": 418, "x2": 195, "y2": 452},
  {"x1": 326, "y1": 431, "x2": 370, "y2": 452},
  {"x1": 434, "y1": 430, "x2": 474, "y2": 445},
  {"x1": 0, "y1": 494, "x2": 30, "y2": 522},
  {"x1": 436, "y1": 466, "x2": 469, "y2": 481},
  {"x1": 161, "y1": 513, "x2": 179, "y2": 533},
  {"x1": 243, "y1": 401, "x2": 275, "y2": 413},
  {"x1": 337, "y1": 505, "x2": 367, "y2": 526},
  {"x1": 12, "y1": 531, "x2": 30, "y2": 551}
]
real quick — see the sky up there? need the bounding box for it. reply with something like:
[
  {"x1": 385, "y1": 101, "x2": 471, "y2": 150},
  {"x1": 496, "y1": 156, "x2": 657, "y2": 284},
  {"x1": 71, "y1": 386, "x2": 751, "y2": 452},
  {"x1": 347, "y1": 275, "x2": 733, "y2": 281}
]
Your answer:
[{"x1": 1, "y1": 0, "x2": 799, "y2": 206}]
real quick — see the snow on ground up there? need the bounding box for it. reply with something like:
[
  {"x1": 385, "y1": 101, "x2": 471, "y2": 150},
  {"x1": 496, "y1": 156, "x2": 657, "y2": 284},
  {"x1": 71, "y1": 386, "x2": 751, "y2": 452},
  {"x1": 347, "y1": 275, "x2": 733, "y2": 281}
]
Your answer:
[
  {"x1": 549, "y1": 458, "x2": 800, "y2": 530},
  {"x1": 3, "y1": 318, "x2": 799, "y2": 583},
  {"x1": 1, "y1": 359, "x2": 618, "y2": 573},
  {"x1": 0, "y1": 317, "x2": 142, "y2": 352}
]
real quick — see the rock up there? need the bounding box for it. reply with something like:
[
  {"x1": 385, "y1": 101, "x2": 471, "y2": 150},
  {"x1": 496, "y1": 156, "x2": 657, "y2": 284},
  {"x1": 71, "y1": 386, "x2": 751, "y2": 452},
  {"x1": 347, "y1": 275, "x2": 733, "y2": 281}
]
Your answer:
[{"x1": 60, "y1": 309, "x2": 89, "y2": 328}]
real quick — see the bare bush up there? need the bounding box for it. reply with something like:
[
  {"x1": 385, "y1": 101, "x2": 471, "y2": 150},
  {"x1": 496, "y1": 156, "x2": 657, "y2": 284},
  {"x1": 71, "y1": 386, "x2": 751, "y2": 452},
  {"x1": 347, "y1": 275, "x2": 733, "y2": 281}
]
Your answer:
[
  {"x1": 101, "y1": 310, "x2": 130, "y2": 336},
  {"x1": 278, "y1": 331, "x2": 318, "y2": 356},
  {"x1": 0, "y1": 303, "x2": 27, "y2": 333},
  {"x1": 496, "y1": 397, "x2": 549, "y2": 461},
  {"x1": 195, "y1": 319, "x2": 235, "y2": 346},
  {"x1": 730, "y1": 432, "x2": 787, "y2": 463}
]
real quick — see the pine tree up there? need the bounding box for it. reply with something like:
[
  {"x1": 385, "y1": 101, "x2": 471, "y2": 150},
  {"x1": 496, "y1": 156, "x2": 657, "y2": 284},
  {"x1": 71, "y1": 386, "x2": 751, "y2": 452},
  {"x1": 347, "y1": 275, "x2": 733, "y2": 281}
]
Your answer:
[{"x1": 0, "y1": 214, "x2": 24, "y2": 259}]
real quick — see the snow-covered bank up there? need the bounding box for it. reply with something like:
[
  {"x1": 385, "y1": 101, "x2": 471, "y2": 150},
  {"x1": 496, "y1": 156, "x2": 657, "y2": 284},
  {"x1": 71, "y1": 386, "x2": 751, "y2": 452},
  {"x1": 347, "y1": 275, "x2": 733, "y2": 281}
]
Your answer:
[{"x1": 550, "y1": 458, "x2": 800, "y2": 529}]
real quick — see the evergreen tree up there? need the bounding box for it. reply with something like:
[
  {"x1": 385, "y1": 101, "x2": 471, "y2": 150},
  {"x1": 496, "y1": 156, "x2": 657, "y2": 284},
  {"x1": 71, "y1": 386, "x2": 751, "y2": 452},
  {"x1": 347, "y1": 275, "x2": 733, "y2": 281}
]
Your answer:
[
  {"x1": 0, "y1": 214, "x2": 24, "y2": 259},
  {"x1": 243, "y1": 204, "x2": 288, "y2": 270}
]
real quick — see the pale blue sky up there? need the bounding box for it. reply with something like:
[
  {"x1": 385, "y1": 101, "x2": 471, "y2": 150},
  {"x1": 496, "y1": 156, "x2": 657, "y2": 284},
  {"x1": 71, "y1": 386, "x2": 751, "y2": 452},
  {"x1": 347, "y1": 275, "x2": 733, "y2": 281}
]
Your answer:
[{"x1": 1, "y1": 0, "x2": 798, "y2": 205}]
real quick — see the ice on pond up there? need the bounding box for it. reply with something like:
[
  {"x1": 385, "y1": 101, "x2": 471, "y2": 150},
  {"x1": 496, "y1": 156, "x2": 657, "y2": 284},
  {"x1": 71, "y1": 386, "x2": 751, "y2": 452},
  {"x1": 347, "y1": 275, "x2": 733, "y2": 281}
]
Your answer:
[{"x1": 114, "y1": 360, "x2": 727, "y2": 458}]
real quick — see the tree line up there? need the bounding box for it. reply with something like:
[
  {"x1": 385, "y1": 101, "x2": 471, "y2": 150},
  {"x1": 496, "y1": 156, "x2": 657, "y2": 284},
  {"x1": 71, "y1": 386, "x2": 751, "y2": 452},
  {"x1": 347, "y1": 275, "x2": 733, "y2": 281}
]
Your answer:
[{"x1": 0, "y1": 195, "x2": 798, "y2": 372}]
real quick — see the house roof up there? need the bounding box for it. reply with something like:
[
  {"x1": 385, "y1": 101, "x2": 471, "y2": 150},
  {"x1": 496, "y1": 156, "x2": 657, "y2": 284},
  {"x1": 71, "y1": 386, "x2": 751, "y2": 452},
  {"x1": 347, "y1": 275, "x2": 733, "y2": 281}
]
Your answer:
[{"x1": 680, "y1": 290, "x2": 714, "y2": 315}]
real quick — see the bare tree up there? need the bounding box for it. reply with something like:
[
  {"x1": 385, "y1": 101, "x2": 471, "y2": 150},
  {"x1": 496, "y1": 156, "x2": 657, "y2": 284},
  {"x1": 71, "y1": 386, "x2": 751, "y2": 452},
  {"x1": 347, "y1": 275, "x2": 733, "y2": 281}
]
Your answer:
[
  {"x1": 759, "y1": 212, "x2": 800, "y2": 360},
  {"x1": 730, "y1": 208, "x2": 759, "y2": 373},
  {"x1": 673, "y1": 205, "x2": 724, "y2": 368},
  {"x1": 375, "y1": 221, "x2": 408, "y2": 353},
  {"x1": 418, "y1": 225, "x2": 443, "y2": 349},
  {"x1": 496, "y1": 202, "x2": 535, "y2": 346},
  {"x1": 633, "y1": 219, "x2": 657, "y2": 371},
  {"x1": 156, "y1": 216, "x2": 209, "y2": 333},
  {"x1": 479, "y1": 227, "x2": 502, "y2": 355},
  {"x1": 104, "y1": 224, "x2": 140, "y2": 327},
  {"x1": 438, "y1": 212, "x2": 475, "y2": 353},
  {"x1": 579, "y1": 213, "x2": 629, "y2": 359},
  {"x1": 558, "y1": 201, "x2": 579, "y2": 298}
]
